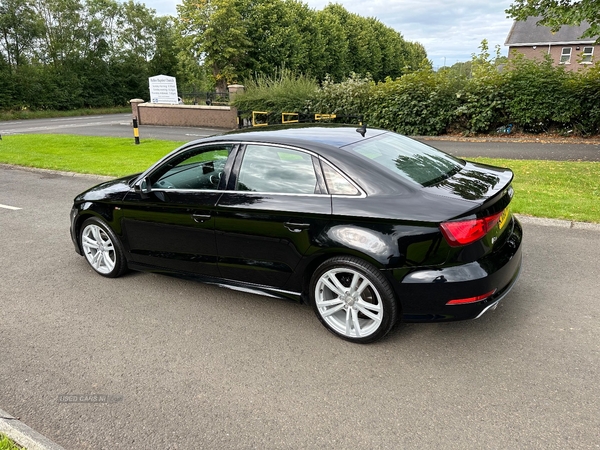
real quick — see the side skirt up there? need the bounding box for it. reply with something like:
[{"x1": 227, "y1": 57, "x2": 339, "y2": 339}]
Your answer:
[{"x1": 127, "y1": 262, "x2": 303, "y2": 302}]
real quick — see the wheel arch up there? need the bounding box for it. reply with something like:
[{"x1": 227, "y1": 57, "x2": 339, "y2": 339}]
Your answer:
[
  {"x1": 306, "y1": 254, "x2": 401, "y2": 343},
  {"x1": 296, "y1": 248, "x2": 397, "y2": 305},
  {"x1": 73, "y1": 202, "x2": 119, "y2": 249}
]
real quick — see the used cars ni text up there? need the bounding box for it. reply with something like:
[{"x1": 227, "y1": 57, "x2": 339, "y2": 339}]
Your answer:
[{"x1": 70, "y1": 125, "x2": 522, "y2": 343}]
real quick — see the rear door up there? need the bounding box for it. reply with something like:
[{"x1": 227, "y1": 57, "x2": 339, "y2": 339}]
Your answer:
[{"x1": 214, "y1": 144, "x2": 331, "y2": 288}]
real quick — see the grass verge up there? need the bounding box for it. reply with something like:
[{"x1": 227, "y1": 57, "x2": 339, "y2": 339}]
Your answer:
[
  {"x1": 0, "y1": 134, "x2": 598, "y2": 223},
  {"x1": 0, "y1": 107, "x2": 131, "y2": 121},
  {"x1": 0, "y1": 433, "x2": 22, "y2": 450}
]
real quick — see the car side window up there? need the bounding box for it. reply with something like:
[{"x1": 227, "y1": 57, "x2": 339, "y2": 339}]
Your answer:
[
  {"x1": 321, "y1": 161, "x2": 360, "y2": 195},
  {"x1": 236, "y1": 145, "x2": 318, "y2": 194},
  {"x1": 151, "y1": 145, "x2": 233, "y2": 190}
]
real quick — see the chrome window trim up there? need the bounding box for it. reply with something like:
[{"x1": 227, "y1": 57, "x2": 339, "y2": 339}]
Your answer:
[
  {"x1": 146, "y1": 188, "x2": 329, "y2": 197},
  {"x1": 144, "y1": 188, "x2": 367, "y2": 199},
  {"x1": 134, "y1": 140, "x2": 367, "y2": 198}
]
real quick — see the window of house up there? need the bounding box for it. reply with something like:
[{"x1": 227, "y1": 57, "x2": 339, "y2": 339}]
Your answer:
[
  {"x1": 581, "y1": 47, "x2": 594, "y2": 63},
  {"x1": 560, "y1": 47, "x2": 572, "y2": 64}
]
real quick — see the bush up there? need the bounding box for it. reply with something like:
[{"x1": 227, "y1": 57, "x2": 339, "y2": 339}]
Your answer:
[
  {"x1": 312, "y1": 73, "x2": 373, "y2": 118},
  {"x1": 455, "y1": 43, "x2": 508, "y2": 134},
  {"x1": 228, "y1": 45, "x2": 600, "y2": 136},
  {"x1": 368, "y1": 69, "x2": 463, "y2": 135},
  {"x1": 232, "y1": 69, "x2": 319, "y2": 117},
  {"x1": 571, "y1": 64, "x2": 600, "y2": 135},
  {"x1": 504, "y1": 55, "x2": 579, "y2": 132}
]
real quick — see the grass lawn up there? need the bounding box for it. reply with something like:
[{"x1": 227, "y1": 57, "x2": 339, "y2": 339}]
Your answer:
[
  {"x1": 470, "y1": 157, "x2": 600, "y2": 223},
  {"x1": 0, "y1": 134, "x2": 598, "y2": 223},
  {"x1": 0, "y1": 134, "x2": 185, "y2": 177}
]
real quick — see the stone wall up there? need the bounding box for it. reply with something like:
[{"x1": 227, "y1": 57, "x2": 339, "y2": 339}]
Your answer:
[
  {"x1": 130, "y1": 101, "x2": 238, "y2": 129},
  {"x1": 130, "y1": 84, "x2": 244, "y2": 130}
]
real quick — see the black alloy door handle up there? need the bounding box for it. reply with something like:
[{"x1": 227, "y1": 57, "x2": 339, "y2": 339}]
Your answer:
[
  {"x1": 192, "y1": 213, "x2": 211, "y2": 223},
  {"x1": 284, "y1": 222, "x2": 310, "y2": 233}
]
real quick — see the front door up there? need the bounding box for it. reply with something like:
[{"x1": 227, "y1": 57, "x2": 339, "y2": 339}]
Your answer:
[{"x1": 121, "y1": 144, "x2": 234, "y2": 277}]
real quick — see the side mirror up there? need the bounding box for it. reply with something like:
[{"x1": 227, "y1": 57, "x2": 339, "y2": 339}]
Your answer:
[{"x1": 134, "y1": 177, "x2": 152, "y2": 197}]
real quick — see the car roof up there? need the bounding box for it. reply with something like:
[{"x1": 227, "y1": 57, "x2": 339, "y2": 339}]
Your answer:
[
  {"x1": 203, "y1": 124, "x2": 388, "y2": 149},
  {"x1": 187, "y1": 125, "x2": 408, "y2": 195}
]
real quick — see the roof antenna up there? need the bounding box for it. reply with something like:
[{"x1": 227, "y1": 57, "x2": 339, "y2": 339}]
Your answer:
[{"x1": 356, "y1": 123, "x2": 367, "y2": 137}]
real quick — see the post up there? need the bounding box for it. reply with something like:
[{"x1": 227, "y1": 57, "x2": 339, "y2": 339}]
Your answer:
[
  {"x1": 227, "y1": 84, "x2": 245, "y2": 103},
  {"x1": 130, "y1": 98, "x2": 144, "y2": 123},
  {"x1": 132, "y1": 118, "x2": 140, "y2": 145}
]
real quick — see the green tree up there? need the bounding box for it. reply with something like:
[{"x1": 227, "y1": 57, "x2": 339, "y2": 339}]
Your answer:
[
  {"x1": 314, "y1": 7, "x2": 349, "y2": 81},
  {"x1": 177, "y1": 0, "x2": 251, "y2": 90},
  {"x1": 507, "y1": 0, "x2": 600, "y2": 42},
  {"x1": 244, "y1": 0, "x2": 315, "y2": 78},
  {"x1": 149, "y1": 16, "x2": 180, "y2": 77},
  {"x1": 0, "y1": 0, "x2": 44, "y2": 68}
]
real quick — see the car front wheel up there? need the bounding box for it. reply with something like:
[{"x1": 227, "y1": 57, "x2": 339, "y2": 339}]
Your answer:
[
  {"x1": 80, "y1": 217, "x2": 127, "y2": 278},
  {"x1": 309, "y1": 256, "x2": 399, "y2": 343}
]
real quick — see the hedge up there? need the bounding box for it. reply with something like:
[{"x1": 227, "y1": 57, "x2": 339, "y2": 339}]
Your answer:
[{"x1": 233, "y1": 53, "x2": 600, "y2": 136}]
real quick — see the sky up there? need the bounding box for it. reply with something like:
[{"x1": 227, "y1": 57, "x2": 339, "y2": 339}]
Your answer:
[{"x1": 145, "y1": 0, "x2": 517, "y2": 69}]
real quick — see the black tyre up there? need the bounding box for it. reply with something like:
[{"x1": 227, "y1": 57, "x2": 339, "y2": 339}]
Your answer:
[
  {"x1": 80, "y1": 217, "x2": 128, "y2": 278},
  {"x1": 309, "y1": 256, "x2": 399, "y2": 343}
]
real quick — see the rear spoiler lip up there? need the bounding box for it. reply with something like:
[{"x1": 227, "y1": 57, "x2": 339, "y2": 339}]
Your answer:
[{"x1": 424, "y1": 162, "x2": 515, "y2": 220}]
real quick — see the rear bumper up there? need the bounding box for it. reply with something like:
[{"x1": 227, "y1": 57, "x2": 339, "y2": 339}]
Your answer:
[
  {"x1": 473, "y1": 256, "x2": 522, "y2": 319},
  {"x1": 390, "y1": 217, "x2": 523, "y2": 322}
]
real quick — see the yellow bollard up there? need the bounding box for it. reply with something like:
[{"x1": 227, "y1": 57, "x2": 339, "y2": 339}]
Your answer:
[{"x1": 132, "y1": 118, "x2": 140, "y2": 145}]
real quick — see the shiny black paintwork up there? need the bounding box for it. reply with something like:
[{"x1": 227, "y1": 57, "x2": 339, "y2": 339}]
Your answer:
[{"x1": 71, "y1": 125, "x2": 522, "y2": 321}]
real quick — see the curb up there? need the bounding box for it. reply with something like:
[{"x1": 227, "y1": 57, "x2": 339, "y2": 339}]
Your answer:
[
  {"x1": 0, "y1": 163, "x2": 113, "y2": 182},
  {"x1": 0, "y1": 408, "x2": 66, "y2": 450},
  {"x1": 515, "y1": 214, "x2": 600, "y2": 232},
  {"x1": 417, "y1": 135, "x2": 600, "y2": 145}
]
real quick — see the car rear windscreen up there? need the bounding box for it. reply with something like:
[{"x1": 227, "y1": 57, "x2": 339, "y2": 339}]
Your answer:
[{"x1": 344, "y1": 133, "x2": 464, "y2": 187}]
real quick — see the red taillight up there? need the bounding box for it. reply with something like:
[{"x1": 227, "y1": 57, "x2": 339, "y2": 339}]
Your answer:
[
  {"x1": 440, "y1": 211, "x2": 503, "y2": 247},
  {"x1": 446, "y1": 289, "x2": 497, "y2": 305}
]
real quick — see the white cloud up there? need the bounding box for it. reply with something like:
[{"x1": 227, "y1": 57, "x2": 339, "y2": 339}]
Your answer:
[{"x1": 145, "y1": 0, "x2": 516, "y2": 68}]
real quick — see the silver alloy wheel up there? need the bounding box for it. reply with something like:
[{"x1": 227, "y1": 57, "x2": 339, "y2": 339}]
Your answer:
[
  {"x1": 81, "y1": 224, "x2": 117, "y2": 275},
  {"x1": 314, "y1": 267, "x2": 383, "y2": 338}
]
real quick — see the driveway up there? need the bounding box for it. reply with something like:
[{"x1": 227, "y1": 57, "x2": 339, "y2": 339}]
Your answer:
[{"x1": 0, "y1": 166, "x2": 599, "y2": 449}]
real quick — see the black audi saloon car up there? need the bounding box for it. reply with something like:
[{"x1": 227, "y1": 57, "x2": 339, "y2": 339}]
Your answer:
[{"x1": 70, "y1": 125, "x2": 522, "y2": 343}]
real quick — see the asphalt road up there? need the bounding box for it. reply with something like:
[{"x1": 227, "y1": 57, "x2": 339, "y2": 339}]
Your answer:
[
  {"x1": 0, "y1": 114, "x2": 222, "y2": 141},
  {"x1": 1, "y1": 114, "x2": 600, "y2": 160},
  {"x1": 426, "y1": 138, "x2": 600, "y2": 161},
  {"x1": 1, "y1": 165, "x2": 599, "y2": 449}
]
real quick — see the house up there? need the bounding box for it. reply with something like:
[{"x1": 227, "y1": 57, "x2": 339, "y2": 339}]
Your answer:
[{"x1": 505, "y1": 16, "x2": 599, "y2": 70}]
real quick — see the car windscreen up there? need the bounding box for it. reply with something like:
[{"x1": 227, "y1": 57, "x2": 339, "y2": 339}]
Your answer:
[{"x1": 344, "y1": 133, "x2": 464, "y2": 187}]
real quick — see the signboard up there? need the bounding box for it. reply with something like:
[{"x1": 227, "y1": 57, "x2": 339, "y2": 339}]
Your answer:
[{"x1": 149, "y1": 75, "x2": 179, "y2": 104}]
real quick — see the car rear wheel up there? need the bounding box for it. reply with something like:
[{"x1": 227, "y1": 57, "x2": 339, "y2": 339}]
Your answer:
[
  {"x1": 309, "y1": 256, "x2": 399, "y2": 343},
  {"x1": 80, "y1": 217, "x2": 127, "y2": 278}
]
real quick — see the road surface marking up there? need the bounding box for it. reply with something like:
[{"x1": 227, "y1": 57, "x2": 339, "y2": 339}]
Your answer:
[
  {"x1": 0, "y1": 120, "x2": 125, "y2": 135},
  {"x1": 50, "y1": 116, "x2": 103, "y2": 121},
  {"x1": 0, "y1": 203, "x2": 22, "y2": 210}
]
